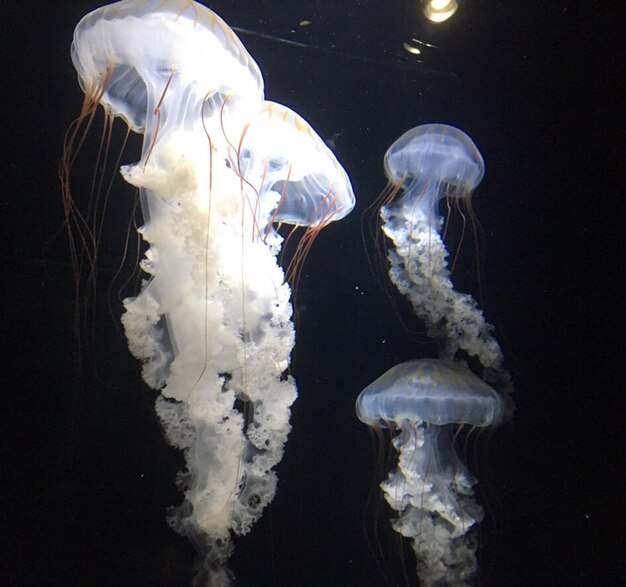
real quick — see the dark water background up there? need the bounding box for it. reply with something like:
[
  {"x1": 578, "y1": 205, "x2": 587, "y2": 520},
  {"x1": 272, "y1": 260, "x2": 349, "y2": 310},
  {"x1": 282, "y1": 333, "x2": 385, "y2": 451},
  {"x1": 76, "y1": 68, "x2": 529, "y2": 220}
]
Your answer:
[{"x1": 1, "y1": 1, "x2": 623, "y2": 586}]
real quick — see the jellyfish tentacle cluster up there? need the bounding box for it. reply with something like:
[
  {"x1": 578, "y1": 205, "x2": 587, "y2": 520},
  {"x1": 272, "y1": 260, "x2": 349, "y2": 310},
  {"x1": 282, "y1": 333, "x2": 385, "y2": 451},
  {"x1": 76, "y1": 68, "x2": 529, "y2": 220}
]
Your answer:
[
  {"x1": 385, "y1": 422, "x2": 482, "y2": 587},
  {"x1": 70, "y1": 1, "x2": 354, "y2": 585}
]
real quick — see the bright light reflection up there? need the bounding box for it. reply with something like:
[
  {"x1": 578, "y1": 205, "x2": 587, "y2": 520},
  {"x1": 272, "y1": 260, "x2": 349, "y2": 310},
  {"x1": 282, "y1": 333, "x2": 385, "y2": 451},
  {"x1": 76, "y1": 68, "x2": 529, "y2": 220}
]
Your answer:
[{"x1": 423, "y1": 0, "x2": 458, "y2": 23}]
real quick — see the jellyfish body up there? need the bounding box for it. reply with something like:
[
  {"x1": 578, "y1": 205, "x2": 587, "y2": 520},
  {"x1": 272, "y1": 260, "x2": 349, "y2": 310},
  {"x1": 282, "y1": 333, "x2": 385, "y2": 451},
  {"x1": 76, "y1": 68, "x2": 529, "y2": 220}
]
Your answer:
[
  {"x1": 381, "y1": 124, "x2": 510, "y2": 390},
  {"x1": 69, "y1": 2, "x2": 354, "y2": 585},
  {"x1": 357, "y1": 359, "x2": 510, "y2": 587}
]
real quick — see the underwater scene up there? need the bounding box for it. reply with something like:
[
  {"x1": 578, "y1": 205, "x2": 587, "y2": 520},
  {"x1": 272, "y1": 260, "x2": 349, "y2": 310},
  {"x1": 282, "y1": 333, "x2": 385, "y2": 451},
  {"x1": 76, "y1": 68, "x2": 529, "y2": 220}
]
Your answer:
[{"x1": 2, "y1": 1, "x2": 623, "y2": 586}]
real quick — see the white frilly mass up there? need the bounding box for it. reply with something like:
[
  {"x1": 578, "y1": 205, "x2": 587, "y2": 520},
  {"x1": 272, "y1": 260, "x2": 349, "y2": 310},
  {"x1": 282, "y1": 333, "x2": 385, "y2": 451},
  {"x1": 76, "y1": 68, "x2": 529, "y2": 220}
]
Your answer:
[
  {"x1": 381, "y1": 196, "x2": 511, "y2": 392},
  {"x1": 382, "y1": 423, "x2": 483, "y2": 587},
  {"x1": 121, "y1": 125, "x2": 297, "y2": 584}
]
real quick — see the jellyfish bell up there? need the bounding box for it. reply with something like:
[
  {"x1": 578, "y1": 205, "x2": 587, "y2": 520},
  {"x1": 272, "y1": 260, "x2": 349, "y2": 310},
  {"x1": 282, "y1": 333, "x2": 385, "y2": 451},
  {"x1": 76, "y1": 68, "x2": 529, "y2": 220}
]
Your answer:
[
  {"x1": 383, "y1": 123, "x2": 484, "y2": 227},
  {"x1": 357, "y1": 358, "x2": 511, "y2": 587},
  {"x1": 238, "y1": 101, "x2": 356, "y2": 229},
  {"x1": 61, "y1": 1, "x2": 354, "y2": 585},
  {"x1": 234, "y1": 100, "x2": 355, "y2": 292},
  {"x1": 70, "y1": 0, "x2": 264, "y2": 150},
  {"x1": 357, "y1": 359, "x2": 510, "y2": 429}
]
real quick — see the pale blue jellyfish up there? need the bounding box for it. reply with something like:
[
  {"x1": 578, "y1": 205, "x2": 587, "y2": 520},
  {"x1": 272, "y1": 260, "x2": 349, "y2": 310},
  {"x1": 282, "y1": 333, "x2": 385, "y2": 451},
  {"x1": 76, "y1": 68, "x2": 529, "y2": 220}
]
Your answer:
[
  {"x1": 357, "y1": 359, "x2": 511, "y2": 587},
  {"x1": 361, "y1": 125, "x2": 514, "y2": 584},
  {"x1": 381, "y1": 124, "x2": 511, "y2": 392},
  {"x1": 67, "y1": 1, "x2": 354, "y2": 585}
]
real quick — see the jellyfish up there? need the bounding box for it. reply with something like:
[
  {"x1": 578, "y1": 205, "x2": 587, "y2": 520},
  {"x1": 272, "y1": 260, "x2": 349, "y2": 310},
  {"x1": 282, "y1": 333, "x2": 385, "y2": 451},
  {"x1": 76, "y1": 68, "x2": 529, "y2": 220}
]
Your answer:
[
  {"x1": 380, "y1": 124, "x2": 511, "y2": 391},
  {"x1": 63, "y1": 1, "x2": 354, "y2": 585},
  {"x1": 359, "y1": 125, "x2": 514, "y2": 583},
  {"x1": 356, "y1": 359, "x2": 512, "y2": 587}
]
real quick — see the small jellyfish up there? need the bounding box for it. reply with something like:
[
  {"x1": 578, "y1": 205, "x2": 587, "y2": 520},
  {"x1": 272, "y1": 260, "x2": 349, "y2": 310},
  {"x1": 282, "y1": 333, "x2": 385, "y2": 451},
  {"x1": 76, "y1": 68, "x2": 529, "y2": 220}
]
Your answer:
[
  {"x1": 357, "y1": 358, "x2": 512, "y2": 587},
  {"x1": 380, "y1": 124, "x2": 511, "y2": 391}
]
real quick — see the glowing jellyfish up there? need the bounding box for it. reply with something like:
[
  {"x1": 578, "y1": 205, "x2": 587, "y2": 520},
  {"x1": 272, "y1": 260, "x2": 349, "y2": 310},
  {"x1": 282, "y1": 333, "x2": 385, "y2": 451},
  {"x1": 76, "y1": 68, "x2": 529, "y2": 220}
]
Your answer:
[
  {"x1": 357, "y1": 359, "x2": 511, "y2": 587},
  {"x1": 64, "y1": 1, "x2": 354, "y2": 585},
  {"x1": 360, "y1": 125, "x2": 514, "y2": 584},
  {"x1": 380, "y1": 124, "x2": 511, "y2": 391}
]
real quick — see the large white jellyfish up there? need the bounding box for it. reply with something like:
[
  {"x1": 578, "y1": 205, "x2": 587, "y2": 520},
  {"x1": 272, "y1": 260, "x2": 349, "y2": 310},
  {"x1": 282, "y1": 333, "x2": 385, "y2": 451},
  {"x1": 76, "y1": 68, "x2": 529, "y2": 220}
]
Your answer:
[
  {"x1": 356, "y1": 359, "x2": 511, "y2": 587},
  {"x1": 67, "y1": 1, "x2": 354, "y2": 585},
  {"x1": 380, "y1": 124, "x2": 511, "y2": 392}
]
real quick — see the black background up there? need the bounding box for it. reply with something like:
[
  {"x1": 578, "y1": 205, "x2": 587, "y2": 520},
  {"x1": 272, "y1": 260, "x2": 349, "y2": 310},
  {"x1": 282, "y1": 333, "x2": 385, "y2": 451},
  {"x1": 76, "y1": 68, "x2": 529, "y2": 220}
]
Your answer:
[{"x1": 1, "y1": 1, "x2": 623, "y2": 586}]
